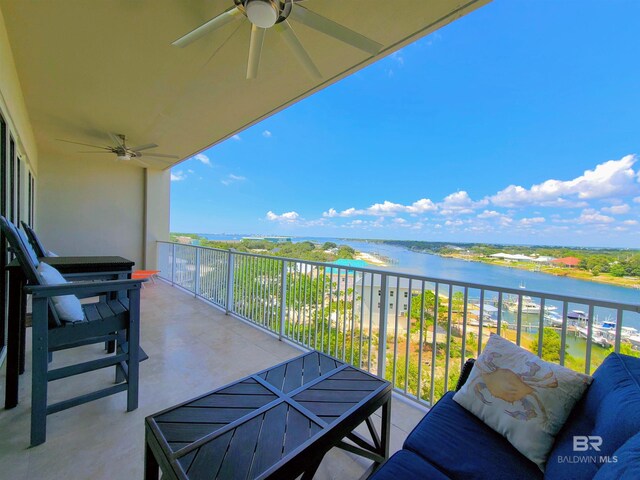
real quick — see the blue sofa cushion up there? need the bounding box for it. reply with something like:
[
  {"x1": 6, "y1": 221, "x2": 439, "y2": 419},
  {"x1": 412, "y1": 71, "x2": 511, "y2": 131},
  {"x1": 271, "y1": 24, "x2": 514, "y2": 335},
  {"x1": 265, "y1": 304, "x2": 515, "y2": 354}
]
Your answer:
[
  {"x1": 545, "y1": 353, "x2": 640, "y2": 479},
  {"x1": 370, "y1": 450, "x2": 450, "y2": 480},
  {"x1": 592, "y1": 431, "x2": 640, "y2": 480},
  {"x1": 404, "y1": 392, "x2": 542, "y2": 480}
]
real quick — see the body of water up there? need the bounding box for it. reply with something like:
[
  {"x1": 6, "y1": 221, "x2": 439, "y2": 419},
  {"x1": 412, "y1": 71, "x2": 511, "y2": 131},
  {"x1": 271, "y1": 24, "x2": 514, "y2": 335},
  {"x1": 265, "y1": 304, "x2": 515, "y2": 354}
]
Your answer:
[{"x1": 200, "y1": 234, "x2": 640, "y2": 329}]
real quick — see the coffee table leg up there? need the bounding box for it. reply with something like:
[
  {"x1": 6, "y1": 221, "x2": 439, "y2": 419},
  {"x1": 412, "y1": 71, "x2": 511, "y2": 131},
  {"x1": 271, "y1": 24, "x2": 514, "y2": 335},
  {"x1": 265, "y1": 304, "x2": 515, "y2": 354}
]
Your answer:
[
  {"x1": 145, "y1": 442, "x2": 160, "y2": 480},
  {"x1": 301, "y1": 458, "x2": 322, "y2": 480},
  {"x1": 381, "y1": 396, "x2": 391, "y2": 460}
]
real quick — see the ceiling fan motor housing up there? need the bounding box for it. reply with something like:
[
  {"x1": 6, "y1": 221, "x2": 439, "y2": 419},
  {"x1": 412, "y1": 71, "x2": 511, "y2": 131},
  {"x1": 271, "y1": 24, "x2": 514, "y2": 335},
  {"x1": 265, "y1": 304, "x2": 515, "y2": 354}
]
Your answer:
[{"x1": 245, "y1": 0, "x2": 279, "y2": 28}]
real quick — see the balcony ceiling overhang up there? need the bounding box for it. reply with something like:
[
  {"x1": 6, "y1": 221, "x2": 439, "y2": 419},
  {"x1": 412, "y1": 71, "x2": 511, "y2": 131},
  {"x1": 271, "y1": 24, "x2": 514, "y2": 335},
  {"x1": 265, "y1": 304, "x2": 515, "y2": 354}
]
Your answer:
[{"x1": 1, "y1": 0, "x2": 490, "y2": 170}]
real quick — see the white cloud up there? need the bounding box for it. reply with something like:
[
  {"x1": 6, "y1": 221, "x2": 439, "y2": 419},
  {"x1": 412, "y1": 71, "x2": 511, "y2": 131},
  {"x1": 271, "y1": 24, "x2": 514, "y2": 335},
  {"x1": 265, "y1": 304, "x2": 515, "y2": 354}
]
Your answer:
[
  {"x1": 576, "y1": 209, "x2": 615, "y2": 224},
  {"x1": 367, "y1": 201, "x2": 407, "y2": 216},
  {"x1": 601, "y1": 204, "x2": 630, "y2": 215},
  {"x1": 323, "y1": 198, "x2": 437, "y2": 219},
  {"x1": 194, "y1": 154, "x2": 211, "y2": 166},
  {"x1": 391, "y1": 51, "x2": 404, "y2": 67},
  {"x1": 231, "y1": 134, "x2": 241, "y2": 141},
  {"x1": 490, "y1": 155, "x2": 639, "y2": 207},
  {"x1": 445, "y1": 219, "x2": 464, "y2": 227},
  {"x1": 262, "y1": 130, "x2": 272, "y2": 138},
  {"x1": 623, "y1": 220, "x2": 638, "y2": 225},
  {"x1": 633, "y1": 196, "x2": 640, "y2": 204},
  {"x1": 406, "y1": 198, "x2": 438, "y2": 214},
  {"x1": 477, "y1": 210, "x2": 500, "y2": 219},
  {"x1": 519, "y1": 217, "x2": 546, "y2": 226},
  {"x1": 266, "y1": 211, "x2": 299, "y2": 223},
  {"x1": 171, "y1": 170, "x2": 187, "y2": 182},
  {"x1": 221, "y1": 174, "x2": 246, "y2": 186},
  {"x1": 438, "y1": 191, "x2": 487, "y2": 216}
]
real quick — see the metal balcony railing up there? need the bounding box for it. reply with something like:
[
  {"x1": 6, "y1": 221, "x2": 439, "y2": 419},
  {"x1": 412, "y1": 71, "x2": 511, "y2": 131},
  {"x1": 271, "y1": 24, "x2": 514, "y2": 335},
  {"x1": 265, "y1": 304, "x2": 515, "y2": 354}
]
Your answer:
[{"x1": 157, "y1": 241, "x2": 640, "y2": 407}]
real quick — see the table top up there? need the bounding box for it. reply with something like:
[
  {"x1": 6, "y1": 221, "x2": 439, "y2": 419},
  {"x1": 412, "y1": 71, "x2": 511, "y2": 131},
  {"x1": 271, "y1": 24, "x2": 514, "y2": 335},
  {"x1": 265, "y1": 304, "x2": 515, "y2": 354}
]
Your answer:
[
  {"x1": 8, "y1": 255, "x2": 134, "y2": 273},
  {"x1": 146, "y1": 351, "x2": 390, "y2": 480}
]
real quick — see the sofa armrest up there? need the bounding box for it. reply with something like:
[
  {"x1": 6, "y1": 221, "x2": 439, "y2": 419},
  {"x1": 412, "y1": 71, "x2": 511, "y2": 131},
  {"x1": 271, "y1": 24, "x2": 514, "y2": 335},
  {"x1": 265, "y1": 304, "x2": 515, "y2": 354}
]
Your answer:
[{"x1": 455, "y1": 358, "x2": 476, "y2": 391}]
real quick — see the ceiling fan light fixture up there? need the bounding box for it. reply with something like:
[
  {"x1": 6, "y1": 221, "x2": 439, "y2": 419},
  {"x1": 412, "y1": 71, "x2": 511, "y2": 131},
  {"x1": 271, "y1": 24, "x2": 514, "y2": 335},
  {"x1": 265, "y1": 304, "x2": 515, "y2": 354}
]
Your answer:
[
  {"x1": 117, "y1": 153, "x2": 132, "y2": 161},
  {"x1": 245, "y1": 0, "x2": 278, "y2": 28}
]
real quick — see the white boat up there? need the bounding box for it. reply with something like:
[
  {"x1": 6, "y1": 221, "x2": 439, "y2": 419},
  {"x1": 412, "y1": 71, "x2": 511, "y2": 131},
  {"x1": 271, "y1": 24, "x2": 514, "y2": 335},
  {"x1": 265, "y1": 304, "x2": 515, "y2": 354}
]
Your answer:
[
  {"x1": 505, "y1": 296, "x2": 558, "y2": 314},
  {"x1": 629, "y1": 335, "x2": 640, "y2": 348},
  {"x1": 576, "y1": 326, "x2": 611, "y2": 348},
  {"x1": 544, "y1": 312, "x2": 564, "y2": 327},
  {"x1": 568, "y1": 310, "x2": 588, "y2": 321}
]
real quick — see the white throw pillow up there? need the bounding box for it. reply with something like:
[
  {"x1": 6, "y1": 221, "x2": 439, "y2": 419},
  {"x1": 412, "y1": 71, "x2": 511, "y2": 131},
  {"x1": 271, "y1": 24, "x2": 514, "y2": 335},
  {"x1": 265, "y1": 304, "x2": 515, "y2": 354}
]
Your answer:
[
  {"x1": 453, "y1": 334, "x2": 592, "y2": 470},
  {"x1": 37, "y1": 262, "x2": 85, "y2": 323}
]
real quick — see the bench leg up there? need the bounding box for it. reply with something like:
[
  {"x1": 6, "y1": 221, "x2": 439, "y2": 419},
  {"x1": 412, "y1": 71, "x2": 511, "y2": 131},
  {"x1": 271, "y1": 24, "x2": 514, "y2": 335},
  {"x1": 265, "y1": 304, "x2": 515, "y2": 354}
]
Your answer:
[
  {"x1": 31, "y1": 298, "x2": 49, "y2": 446},
  {"x1": 115, "y1": 332, "x2": 125, "y2": 384},
  {"x1": 127, "y1": 289, "x2": 140, "y2": 412}
]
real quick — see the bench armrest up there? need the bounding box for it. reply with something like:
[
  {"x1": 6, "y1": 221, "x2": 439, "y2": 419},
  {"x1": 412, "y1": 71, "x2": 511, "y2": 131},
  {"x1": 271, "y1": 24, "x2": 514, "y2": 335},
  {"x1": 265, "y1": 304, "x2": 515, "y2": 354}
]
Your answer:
[
  {"x1": 25, "y1": 279, "x2": 146, "y2": 298},
  {"x1": 455, "y1": 358, "x2": 476, "y2": 391}
]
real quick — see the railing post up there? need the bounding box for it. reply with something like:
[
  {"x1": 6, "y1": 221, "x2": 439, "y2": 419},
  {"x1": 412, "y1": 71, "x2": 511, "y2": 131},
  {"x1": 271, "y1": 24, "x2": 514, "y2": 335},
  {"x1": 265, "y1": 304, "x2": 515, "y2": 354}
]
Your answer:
[
  {"x1": 194, "y1": 247, "x2": 201, "y2": 297},
  {"x1": 279, "y1": 260, "x2": 288, "y2": 341},
  {"x1": 225, "y1": 250, "x2": 235, "y2": 315},
  {"x1": 171, "y1": 243, "x2": 176, "y2": 285},
  {"x1": 377, "y1": 274, "x2": 389, "y2": 380}
]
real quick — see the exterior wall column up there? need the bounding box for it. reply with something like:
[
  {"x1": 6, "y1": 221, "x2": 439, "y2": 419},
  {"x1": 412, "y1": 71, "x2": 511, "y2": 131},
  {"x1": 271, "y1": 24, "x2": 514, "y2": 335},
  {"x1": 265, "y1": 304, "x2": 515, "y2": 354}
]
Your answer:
[{"x1": 143, "y1": 168, "x2": 170, "y2": 269}]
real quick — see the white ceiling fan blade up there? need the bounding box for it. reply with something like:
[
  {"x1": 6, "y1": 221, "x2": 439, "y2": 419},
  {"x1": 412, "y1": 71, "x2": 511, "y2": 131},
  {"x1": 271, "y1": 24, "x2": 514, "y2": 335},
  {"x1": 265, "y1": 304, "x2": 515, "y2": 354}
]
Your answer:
[
  {"x1": 172, "y1": 7, "x2": 243, "y2": 48},
  {"x1": 275, "y1": 21, "x2": 321, "y2": 79},
  {"x1": 289, "y1": 5, "x2": 382, "y2": 56},
  {"x1": 133, "y1": 158, "x2": 150, "y2": 168},
  {"x1": 130, "y1": 143, "x2": 158, "y2": 152},
  {"x1": 108, "y1": 132, "x2": 125, "y2": 147},
  {"x1": 141, "y1": 153, "x2": 181, "y2": 159},
  {"x1": 56, "y1": 139, "x2": 110, "y2": 149},
  {"x1": 247, "y1": 25, "x2": 266, "y2": 80}
]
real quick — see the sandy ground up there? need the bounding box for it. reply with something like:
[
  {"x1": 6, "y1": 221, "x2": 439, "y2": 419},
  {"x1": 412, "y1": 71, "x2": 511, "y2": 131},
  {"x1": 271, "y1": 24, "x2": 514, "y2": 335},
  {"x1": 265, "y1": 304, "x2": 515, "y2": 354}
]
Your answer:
[{"x1": 356, "y1": 251, "x2": 388, "y2": 266}]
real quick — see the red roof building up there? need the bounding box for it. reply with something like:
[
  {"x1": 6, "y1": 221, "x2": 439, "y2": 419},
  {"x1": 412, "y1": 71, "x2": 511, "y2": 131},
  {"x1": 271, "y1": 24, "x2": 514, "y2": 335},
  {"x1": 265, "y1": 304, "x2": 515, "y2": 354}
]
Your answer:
[{"x1": 551, "y1": 256, "x2": 581, "y2": 267}]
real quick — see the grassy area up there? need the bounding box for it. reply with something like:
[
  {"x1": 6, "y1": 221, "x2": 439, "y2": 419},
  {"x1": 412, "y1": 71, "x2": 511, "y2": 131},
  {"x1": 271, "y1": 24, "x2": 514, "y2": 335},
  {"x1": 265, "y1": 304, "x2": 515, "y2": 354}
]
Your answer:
[
  {"x1": 170, "y1": 233, "x2": 358, "y2": 263},
  {"x1": 444, "y1": 253, "x2": 640, "y2": 289}
]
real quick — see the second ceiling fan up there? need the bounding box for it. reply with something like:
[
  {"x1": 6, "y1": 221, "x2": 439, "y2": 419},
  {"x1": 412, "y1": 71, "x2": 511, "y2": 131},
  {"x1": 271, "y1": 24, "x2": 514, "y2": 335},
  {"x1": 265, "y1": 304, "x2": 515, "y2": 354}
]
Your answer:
[{"x1": 172, "y1": 0, "x2": 383, "y2": 79}]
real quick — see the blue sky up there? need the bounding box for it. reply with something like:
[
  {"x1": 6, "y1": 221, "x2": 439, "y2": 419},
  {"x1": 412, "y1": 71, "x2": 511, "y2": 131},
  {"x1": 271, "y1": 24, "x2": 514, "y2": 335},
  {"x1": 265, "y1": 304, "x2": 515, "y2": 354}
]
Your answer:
[{"x1": 171, "y1": 0, "x2": 640, "y2": 248}]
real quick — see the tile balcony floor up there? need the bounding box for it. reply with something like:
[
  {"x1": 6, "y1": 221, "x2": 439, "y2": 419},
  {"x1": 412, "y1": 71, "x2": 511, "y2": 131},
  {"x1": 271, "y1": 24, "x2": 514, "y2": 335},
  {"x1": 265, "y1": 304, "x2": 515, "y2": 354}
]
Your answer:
[{"x1": 0, "y1": 281, "x2": 426, "y2": 480}]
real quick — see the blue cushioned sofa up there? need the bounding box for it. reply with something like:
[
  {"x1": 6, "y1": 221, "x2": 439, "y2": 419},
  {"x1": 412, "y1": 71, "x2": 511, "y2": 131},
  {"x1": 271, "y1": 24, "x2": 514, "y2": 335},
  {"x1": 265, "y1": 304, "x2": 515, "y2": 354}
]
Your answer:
[{"x1": 370, "y1": 353, "x2": 640, "y2": 480}]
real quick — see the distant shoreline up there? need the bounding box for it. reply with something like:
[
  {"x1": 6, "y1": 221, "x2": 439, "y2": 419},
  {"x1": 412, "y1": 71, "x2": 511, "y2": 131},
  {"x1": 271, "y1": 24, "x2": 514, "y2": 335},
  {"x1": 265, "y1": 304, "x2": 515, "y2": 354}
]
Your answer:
[{"x1": 439, "y1": 252, "x2": 640, "y2": 290}]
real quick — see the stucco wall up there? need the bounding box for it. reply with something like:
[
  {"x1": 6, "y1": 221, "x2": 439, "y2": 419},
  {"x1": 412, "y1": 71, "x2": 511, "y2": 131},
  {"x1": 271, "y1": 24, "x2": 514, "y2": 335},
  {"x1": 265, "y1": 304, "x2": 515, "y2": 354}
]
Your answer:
[
  {"x1": 144, "y1": 168, "x2": 170, "y2": 269},
  {"x1": 37, "y1": 154, "x2": 147, "y2": 268},
  {"x1": 0, "y1": 5, "x2": 37, "y2": 171}
]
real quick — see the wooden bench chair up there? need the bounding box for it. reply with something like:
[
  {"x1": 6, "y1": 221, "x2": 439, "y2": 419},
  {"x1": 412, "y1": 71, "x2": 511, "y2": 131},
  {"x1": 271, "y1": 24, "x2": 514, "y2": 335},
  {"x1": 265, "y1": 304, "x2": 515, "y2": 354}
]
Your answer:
[
  {"x1": 0, "y1": 216, "x2": 145, "y2": 446},
  {"x1": 20, "y1": 220, "x2": 49, "y2": 258}
]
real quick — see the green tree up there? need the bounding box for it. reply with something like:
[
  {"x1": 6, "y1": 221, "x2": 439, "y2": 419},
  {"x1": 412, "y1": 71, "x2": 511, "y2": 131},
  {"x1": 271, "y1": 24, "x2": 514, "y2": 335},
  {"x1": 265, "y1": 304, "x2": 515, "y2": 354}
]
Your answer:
[
  {"x1": 609, "y1": 263, "x2": 626, "y2": 277},
  {"x1": 530, "y1": 328, "x2": 566, "y2": 362},
  {"x1": 322, "y1": 241, "x2": 337, "y2": 250},
  {"x1": 410, "y1": 291, "x2": 436, "y2": 325},
  {"x1": 619, "y1": 342, "x2": 640, "y2": 358}
]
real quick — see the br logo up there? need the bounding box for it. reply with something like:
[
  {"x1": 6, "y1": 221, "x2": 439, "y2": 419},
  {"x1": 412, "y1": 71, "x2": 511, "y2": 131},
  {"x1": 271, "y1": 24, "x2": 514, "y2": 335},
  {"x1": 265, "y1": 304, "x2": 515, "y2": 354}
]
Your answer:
[{"x1": 573, "y1": 435, "x2": 603, "y2": 452}]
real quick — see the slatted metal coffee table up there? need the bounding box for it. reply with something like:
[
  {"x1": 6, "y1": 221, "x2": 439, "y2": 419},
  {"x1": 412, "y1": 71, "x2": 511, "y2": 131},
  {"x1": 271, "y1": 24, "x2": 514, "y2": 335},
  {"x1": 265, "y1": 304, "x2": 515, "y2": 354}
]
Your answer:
[{"x1": 145, "y1": 351, "x2": 392, "y2": 479}]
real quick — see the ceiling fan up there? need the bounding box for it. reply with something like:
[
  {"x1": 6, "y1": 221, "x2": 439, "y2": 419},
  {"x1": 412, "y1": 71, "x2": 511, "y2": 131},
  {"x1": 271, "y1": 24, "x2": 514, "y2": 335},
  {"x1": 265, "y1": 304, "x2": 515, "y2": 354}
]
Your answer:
[
  {"x1": 57, "y1": 133, "x2": 180, "y2": 167},
  {"x1": 172, "y1": 0, "x2": 383, "y2": 79}
]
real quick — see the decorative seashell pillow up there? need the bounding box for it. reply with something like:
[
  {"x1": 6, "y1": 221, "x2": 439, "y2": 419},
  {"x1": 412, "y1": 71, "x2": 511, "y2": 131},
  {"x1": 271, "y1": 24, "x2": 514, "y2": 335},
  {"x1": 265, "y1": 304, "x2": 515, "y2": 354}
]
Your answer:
[{"x1": 453, "y1": 334, "x2": 592, "y2": 470}]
